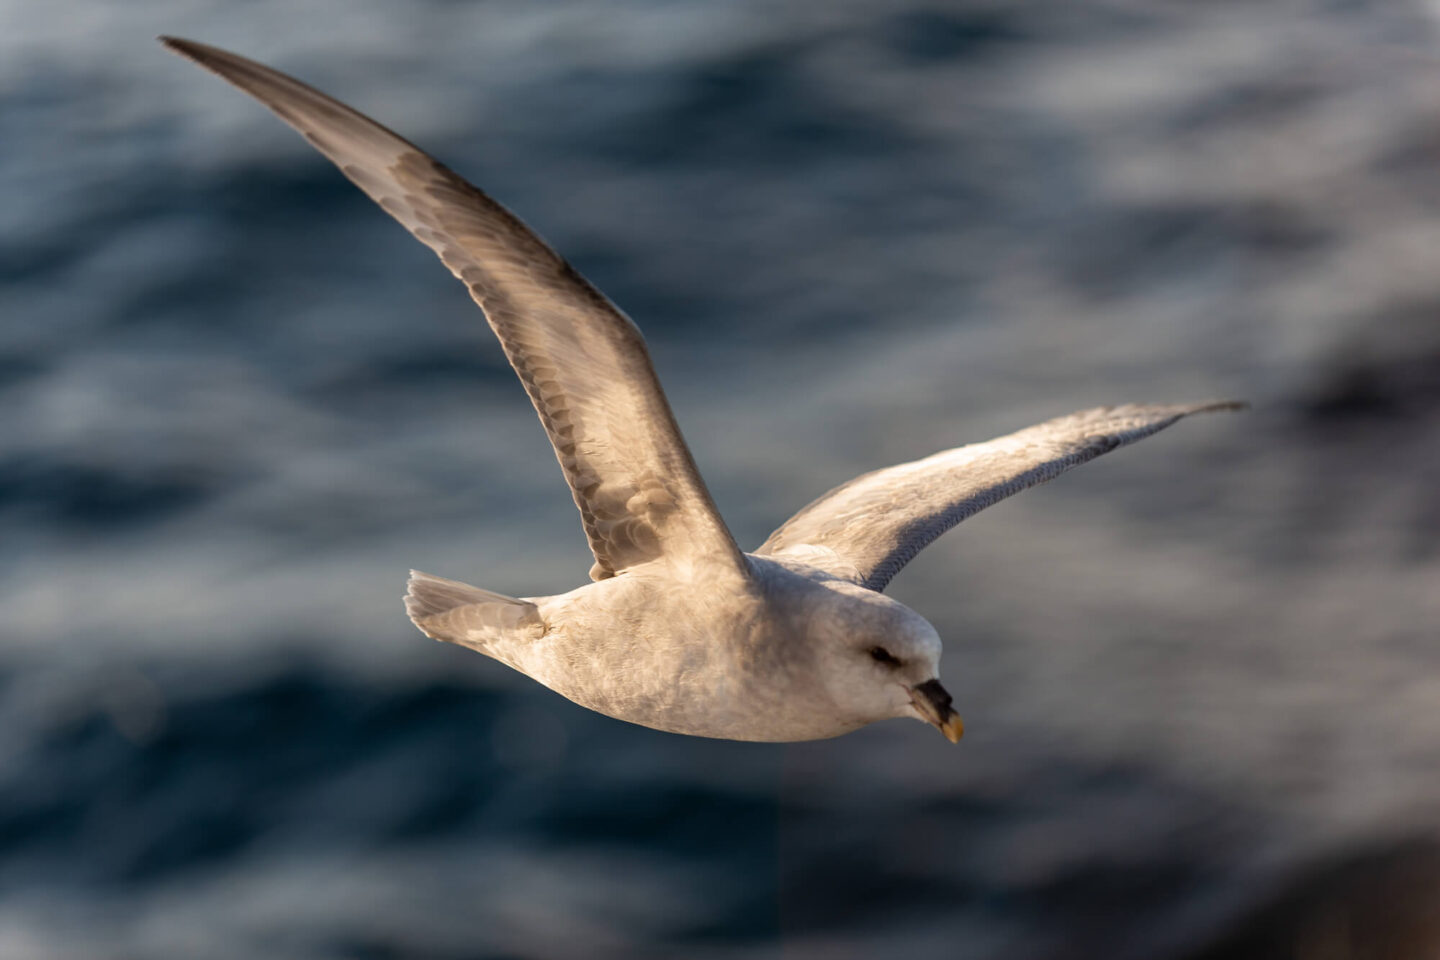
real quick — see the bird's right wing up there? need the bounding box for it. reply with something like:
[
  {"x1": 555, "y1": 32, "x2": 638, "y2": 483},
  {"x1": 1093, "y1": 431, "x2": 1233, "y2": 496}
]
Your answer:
[
  {"x1": 162, "y1": 38, "x2": 748, "y2": 583},
  {"x1": 756, "y1": 402, "x2": 1242, "y2": 591}
]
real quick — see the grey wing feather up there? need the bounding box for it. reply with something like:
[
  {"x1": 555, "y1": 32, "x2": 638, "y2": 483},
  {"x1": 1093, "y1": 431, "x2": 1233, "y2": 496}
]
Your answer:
[
  {"x1": 161, "y1": 37, "x2": 747, "y2": 583},
  {"x1": 757, "y1": 402, "x2": 1243, "y2": 591}
]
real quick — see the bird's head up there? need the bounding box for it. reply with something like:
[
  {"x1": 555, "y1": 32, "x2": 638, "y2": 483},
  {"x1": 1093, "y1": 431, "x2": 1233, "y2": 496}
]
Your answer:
[{"x1": 806, "y1": 581, "x2": 963, "y2": 743}]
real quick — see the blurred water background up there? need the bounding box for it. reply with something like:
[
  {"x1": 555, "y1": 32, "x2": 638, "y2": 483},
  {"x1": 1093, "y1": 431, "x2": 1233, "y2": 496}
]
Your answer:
[{"x1": 4, "y1": 1, "x2": 1440, "y2": 957}]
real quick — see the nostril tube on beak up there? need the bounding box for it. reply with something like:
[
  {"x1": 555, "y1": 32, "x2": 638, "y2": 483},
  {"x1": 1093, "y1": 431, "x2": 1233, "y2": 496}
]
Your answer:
[{"x1": 910, "y1": 678, "x2": 964, "y2": 742}]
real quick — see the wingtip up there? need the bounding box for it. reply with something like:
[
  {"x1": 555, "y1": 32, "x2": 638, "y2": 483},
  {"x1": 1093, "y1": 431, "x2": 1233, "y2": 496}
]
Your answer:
[
  {"x1": 158, "y1": 36, "x2": 208, "y2": 64},
  {"x1": 157, "y1": 36, "x2": 228, "y2": 66}
]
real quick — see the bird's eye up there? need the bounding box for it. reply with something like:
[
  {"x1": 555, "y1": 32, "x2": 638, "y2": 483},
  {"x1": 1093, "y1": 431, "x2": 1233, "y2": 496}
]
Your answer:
[{"x1": 869, "y1": 646, "x2": 901, "y2": 667}]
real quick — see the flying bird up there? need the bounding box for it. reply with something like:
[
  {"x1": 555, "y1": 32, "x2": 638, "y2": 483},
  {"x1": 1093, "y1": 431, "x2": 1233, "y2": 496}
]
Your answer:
[{"x1": 162, "y1": 37, "x2": 1241, "y2": 743}]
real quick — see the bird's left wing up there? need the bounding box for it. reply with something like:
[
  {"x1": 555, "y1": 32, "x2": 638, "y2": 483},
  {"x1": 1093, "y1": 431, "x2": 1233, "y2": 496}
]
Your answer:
[
  {"x1": 756, "y1": 402, "x2": 1242, "y2": 591},
  {"x1": 161, "y1": 38, "x2": 749, "y2": 583}
]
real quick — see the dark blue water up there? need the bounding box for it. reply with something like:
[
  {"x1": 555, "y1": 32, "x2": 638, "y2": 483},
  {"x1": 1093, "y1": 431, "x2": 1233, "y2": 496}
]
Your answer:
[{"x1": 5, "y1": 2, "x2": 1440, "y2": 957}]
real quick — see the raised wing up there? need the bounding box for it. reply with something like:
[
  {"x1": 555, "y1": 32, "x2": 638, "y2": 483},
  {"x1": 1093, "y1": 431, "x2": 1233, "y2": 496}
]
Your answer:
[
  {"x1": 757, "y1": 402, "x2": 1242, "y2": 591},
  {"x1": 162, "y1": 38, "x2": 747, "y2": 582}
]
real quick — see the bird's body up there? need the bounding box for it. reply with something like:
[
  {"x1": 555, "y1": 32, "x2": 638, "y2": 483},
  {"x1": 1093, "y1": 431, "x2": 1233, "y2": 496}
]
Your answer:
[
  {"x1": 163, "y1": 37, "x2": 1240, "y2": 743},
  {"x1": 409, "y1": 555, "x2": 941, "y2": 741}
]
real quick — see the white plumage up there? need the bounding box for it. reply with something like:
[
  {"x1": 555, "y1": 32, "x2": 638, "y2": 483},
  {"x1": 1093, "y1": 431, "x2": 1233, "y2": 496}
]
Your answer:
[{"x1": 164, "y1": 37, "x2": 1239, "y2": 742}]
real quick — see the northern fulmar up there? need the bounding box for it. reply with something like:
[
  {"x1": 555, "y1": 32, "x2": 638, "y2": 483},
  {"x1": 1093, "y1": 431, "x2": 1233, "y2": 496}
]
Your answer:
[{"x1": 162, "y1": 37, "x2": 1241, "y2": 743}]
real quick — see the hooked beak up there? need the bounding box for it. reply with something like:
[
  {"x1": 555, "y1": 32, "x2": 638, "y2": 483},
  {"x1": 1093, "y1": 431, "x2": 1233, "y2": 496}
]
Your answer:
[{"x1": 910, "y1": 679, "x2": 964, "y2": 743}]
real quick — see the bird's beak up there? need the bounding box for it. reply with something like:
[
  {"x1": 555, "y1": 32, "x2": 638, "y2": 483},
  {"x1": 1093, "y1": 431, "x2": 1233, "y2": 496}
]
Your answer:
[{"x1": 910, "y1": 679, "x2": 964, "y2": 743}]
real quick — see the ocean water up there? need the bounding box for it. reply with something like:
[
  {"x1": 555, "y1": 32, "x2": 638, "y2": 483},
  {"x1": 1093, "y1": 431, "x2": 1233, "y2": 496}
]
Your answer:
[{"x1": 4, "y1": 1, "x2": 1440, "y2": 957}]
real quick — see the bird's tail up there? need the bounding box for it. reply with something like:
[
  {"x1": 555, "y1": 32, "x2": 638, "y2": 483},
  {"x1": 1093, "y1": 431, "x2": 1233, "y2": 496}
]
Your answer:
[{"x1": 404, "y1": 570, "x2": 543, "y2": 650}]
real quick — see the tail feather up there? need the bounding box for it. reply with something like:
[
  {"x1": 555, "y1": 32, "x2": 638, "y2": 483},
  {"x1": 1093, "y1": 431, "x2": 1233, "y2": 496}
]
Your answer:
[
  {"x1": 405, "y1": 570, "x2": 527, "y2": 619},
  {"x1": 404, "y1": 570, "x2": 543, "y2": 647}
]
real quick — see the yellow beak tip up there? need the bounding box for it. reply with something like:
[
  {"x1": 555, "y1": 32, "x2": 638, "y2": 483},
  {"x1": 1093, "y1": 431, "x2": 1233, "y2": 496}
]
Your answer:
[{"x1": 942, "y1": 716, "x2": 965, "y2": 743}]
